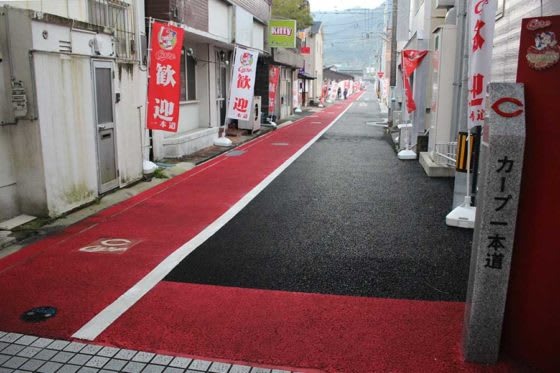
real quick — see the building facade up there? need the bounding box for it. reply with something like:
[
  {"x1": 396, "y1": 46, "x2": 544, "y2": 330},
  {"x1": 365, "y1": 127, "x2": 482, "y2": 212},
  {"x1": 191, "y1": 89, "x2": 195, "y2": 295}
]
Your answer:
[
  {"x1": 0, "y1": 0, "x2": 146, "y2": 221},
  {"x1": 145, "y1": 0, "x2": 271, "y2": 159}
]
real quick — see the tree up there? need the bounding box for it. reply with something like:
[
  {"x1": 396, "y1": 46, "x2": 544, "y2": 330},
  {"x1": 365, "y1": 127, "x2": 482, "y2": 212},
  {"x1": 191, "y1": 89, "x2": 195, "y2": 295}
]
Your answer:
[{"x1": 272, "y1": 0, "x2": 313, "y2": 30}]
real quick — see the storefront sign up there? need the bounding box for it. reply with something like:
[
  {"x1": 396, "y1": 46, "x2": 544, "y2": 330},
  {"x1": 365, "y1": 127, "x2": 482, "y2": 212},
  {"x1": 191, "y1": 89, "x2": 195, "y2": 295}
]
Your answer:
[
  {"x1": 147, "y1": 21, "x2": 184, "y2": 132},
  {"x1": 268, "y1": 66, "x2": 280, "y2": 115},
  {"x1": 269, "y1": 20, "x2": 297, "y2": 48},
  {"x1": 402, "y1": 50, "x2": 428, "y2": 113},
  {"x1": 227, "y1": 46, "x2": 259, "y2": 121},
  {"x1": 467, "y1": 0, "x2": 498, "y2": 129}
]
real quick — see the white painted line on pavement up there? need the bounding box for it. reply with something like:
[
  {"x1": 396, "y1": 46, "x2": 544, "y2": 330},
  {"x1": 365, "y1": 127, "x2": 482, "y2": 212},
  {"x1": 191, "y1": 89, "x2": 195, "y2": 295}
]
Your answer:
[{"x1": 71, "y1": 96, "x2": 360, "y2": 342}]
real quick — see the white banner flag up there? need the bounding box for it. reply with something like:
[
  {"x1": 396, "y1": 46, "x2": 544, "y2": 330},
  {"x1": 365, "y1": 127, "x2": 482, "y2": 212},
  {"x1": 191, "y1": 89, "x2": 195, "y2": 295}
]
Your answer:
[
  {"x1": 227, "y1": 47, "x2": 259, "y2": 121},
  {"x1": 467, "y1": 0, "x2": 498, "y2": 129}
]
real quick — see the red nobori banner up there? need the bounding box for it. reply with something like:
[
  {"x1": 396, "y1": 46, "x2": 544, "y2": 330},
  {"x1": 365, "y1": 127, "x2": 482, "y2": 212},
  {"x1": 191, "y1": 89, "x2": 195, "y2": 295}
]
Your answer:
[
  {"x1": 147, "y1": 21, "x2": 184, "y2": 132},
  {"x1": 268, "y1": 66, "x2": 280, "y2": 114},
  {"x1": 402, "y1": 49, "x2": 428, "y2": 113}
]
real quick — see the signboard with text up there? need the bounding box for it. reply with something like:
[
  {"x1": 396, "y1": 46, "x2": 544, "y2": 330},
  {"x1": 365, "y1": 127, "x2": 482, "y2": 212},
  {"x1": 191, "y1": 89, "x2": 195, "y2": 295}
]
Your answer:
[
  {"x1": 269, "y1": 20, "x2": 297, "y2": 48},
  {"x1": 467, "y1": 0, "x2": 498, "y2": 129},
  {"x1": 227, "y1": 47, "x2": 259, "y2": 121},
  {"x1": 147, "y1": 21, "x2": 184, "y2": 132}
]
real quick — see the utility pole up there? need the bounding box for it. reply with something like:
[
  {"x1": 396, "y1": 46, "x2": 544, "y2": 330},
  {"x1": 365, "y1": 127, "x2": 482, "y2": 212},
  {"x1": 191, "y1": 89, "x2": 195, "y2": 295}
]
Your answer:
[{"x1": 389, "y1": 0, "x2": 398, "y2": 127}]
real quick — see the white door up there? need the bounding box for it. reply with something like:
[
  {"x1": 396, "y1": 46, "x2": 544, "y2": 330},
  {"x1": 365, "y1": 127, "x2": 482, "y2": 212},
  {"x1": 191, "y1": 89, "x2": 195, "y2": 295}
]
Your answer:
[{"x1": 92, "y1": 60, "x2": 118, "y2": 193}]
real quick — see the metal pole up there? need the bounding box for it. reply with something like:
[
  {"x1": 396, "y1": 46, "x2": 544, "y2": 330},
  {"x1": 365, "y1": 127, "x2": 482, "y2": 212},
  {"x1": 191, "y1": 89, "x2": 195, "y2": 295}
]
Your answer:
[
  {"x1": 389, "y1": 0, "x2": 398, "y2": 87},
  {"x1": 146, "y1": 17, "x2": 154, "y2": 161}
]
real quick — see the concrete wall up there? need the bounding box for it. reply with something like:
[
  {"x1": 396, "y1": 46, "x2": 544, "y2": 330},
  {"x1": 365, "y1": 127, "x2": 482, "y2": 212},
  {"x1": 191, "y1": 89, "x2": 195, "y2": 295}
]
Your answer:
[
  {"x1": 0, "y1": 0, "x2": 88, "y2": 21},
  {"x1": 9, "y1": 119, "x2": 48, "y2": 217},
  {"x1": 0, "y1": 127, "x2": 19, "y2": 220},
  {"x1": 33, "y1": 53, "x2": 98, "y2": 217},
  {"x1": 0, "y1": 2, "x2": 145, "y2": 220},
  {"x1": 115, "y1": 62, "x2": 145, "y2": 186},
  {"x1": 231, "y1": 0, "x2": 271, "y2": 22}
]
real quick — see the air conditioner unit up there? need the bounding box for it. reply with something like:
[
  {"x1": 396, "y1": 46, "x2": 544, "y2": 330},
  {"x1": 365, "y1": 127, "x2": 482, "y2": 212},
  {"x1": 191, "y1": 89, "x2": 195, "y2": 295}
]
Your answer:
[{"x1": 238, "y1": 96, "x2": 262, "y2": 133}]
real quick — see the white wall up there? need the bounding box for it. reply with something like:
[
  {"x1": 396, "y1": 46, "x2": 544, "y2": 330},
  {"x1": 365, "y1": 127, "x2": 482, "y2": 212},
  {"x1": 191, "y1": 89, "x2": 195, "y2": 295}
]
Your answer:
[
  {"x1": 252, "y1": 21, "x2": 264, "y2": 51},
  {"x1": 114, "y1": 62, "x2": 144, "y2": 186},
  {"x1": 209, "y1": 0, "x2": 232, "y2": 41},
  {"x1": 235, "y1": 6, "x2": 253, "y2": 47},
  {"x1": 154, "y1": 43, "x2": 217, "y2": 160},
  {"x1": 33, "y1": 53, "x2": 98, "y2": 216}
]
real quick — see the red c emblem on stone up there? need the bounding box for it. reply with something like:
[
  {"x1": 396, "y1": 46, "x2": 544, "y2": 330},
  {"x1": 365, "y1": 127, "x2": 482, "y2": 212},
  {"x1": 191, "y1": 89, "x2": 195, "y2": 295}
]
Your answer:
[{"x1": 491, "y1": 97, "x2": 524, "y2": 118}]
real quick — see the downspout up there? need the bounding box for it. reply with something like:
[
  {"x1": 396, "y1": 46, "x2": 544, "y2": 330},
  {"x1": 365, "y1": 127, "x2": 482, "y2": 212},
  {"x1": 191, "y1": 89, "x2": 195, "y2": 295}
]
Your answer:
[
  {"x1": 389, "y1": 0, "x2": 398, "y2": 127},
  {"x1": 451, "y1": 0, "x2": 470, "y2": 208}
]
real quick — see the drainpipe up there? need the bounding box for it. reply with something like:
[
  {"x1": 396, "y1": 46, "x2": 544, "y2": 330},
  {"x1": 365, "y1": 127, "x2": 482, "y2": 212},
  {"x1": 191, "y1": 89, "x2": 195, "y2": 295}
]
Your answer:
[
  {"x1": 389, "y1": 0, "x2": 398, "y2": 127},
  {"x1": 450, "y1": 0, "x2": 469, "y2": 208}
]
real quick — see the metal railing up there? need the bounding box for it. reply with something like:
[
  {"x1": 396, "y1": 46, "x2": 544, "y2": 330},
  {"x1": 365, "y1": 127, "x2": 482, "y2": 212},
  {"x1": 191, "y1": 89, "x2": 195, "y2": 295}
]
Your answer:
[
  {"x1": 433, "y1": 142, "x2": 457, "y2": 167},
  {"x1": 87, "y1": 0, "x2": 136, "y2": 60}
]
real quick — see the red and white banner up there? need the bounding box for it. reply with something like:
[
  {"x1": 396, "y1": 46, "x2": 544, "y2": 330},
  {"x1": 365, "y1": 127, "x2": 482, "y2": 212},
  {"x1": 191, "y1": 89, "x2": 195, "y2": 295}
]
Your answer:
[
  {"x1": 402, "y1": 50, "x2": 428, "y2": 113},
  {"x1": 467, "y1": 0, "x2": 498, "y2": 129},
  {"x1": 147, "y1": 21, "x2": 184, "y2": 132},
  {"x1": 227, "y1": 47, "x2": 259, "y2": 121},
  {"x1": 268, "y1": 66, "x2": 280, "y2": 115}
]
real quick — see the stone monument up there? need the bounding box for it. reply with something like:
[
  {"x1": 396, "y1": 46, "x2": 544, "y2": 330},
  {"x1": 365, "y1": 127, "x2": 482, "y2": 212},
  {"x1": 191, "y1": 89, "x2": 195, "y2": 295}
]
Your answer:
[{"x1": 463, "y1": 83, "x2": 526, "y2": 363}]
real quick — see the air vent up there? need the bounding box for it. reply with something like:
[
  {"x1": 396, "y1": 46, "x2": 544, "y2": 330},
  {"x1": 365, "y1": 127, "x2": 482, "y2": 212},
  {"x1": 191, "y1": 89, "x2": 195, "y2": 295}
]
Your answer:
[{"x1": 59, "y1": 40, "x2": 72, "y2": 53}]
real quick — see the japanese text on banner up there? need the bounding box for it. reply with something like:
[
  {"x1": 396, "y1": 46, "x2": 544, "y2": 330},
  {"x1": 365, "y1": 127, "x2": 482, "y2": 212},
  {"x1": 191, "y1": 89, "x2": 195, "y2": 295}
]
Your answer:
[
  {"x1": 147, "y1": 21, "x2": 184, "y2": 132},
  {"x1": 467, "y1": 0, "x2": 498, "y2": 129},
  {"x1": 227, "y1": 47, "x2": 259, "y2": 121},
  {"x1": 268, "y1": 66, "x2": 280, "y2": 115}
]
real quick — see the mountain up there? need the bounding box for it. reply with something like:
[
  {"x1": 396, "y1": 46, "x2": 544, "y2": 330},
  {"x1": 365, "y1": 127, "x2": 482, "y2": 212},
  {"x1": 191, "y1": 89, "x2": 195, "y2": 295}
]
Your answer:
[{"x1": 312, "y1": 4, "x2": 386, "y2": 70}]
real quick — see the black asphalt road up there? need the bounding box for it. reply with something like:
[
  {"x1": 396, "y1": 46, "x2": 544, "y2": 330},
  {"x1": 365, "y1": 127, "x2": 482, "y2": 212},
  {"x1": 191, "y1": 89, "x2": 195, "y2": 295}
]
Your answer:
[{"x1": 166, "y1": 90, "x2": 473, "y2": 301}]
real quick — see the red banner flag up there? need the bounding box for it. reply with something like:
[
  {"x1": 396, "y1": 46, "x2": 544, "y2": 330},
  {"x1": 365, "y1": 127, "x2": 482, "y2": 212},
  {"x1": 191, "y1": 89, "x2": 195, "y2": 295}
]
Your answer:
[
  {"x1": 147, "y1": 21, "x2": 184, "y2": 132},
  {"x1": 268, "y1": 66, "x2": 281, "y2": 115},
  {"x1": 402, "y1": 50, "x2": 428, "y2": 113}
]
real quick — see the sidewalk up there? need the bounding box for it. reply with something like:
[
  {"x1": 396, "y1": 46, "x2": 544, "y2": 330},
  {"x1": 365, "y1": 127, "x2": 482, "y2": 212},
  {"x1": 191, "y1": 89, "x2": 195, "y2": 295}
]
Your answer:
[{"x1": 0, "y1": 106, "x2": 327, "y2": 260}]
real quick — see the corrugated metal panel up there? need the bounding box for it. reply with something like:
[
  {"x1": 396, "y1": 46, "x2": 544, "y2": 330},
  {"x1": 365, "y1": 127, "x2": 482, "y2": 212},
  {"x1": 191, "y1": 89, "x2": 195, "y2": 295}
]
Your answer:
[{"x1": 492, "y1": 0, "x2": 560, "y2": 82}]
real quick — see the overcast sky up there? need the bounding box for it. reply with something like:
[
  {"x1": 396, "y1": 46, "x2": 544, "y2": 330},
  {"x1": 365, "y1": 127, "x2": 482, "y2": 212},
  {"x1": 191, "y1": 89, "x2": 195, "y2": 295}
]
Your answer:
[{"x1": 308, "y1": 0, "x2": 385, "y2": 12}]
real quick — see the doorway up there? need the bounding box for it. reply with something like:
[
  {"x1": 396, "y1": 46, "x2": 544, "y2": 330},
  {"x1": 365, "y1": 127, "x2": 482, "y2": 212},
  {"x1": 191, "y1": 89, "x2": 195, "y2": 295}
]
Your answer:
[{"x1": 92, "y1": 60, "x2": 119, "y2": 193}]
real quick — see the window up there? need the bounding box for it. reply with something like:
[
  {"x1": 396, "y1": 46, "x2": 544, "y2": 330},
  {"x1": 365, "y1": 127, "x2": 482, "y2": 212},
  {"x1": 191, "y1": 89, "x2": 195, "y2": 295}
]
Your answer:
[
  {"x1": 88, "y1": 0, "x2": 133, "y2": 59},
  {"x1": 180, "y1": 48, "x2": 197, "y2": 101},
  {"x1": 496, "y1": 0, "x2": 506, "y2": 20}
]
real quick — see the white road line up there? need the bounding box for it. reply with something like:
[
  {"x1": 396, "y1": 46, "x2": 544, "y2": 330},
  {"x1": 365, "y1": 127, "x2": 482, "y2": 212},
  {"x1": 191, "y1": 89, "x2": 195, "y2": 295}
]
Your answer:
[{"x1": 71, "y1": 100, "x2": 357, "y2": 341}]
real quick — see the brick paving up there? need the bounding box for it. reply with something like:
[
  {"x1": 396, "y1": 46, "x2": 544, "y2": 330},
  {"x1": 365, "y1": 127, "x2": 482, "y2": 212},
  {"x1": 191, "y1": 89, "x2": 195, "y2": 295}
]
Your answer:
[{"x1": 0, "y1": 331, "x2": 293, "y2": 373}]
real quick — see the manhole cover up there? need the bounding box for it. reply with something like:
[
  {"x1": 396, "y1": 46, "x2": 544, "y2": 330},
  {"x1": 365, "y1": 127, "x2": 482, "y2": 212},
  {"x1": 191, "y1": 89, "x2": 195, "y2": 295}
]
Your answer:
[{"x1": 21, "y1": 306, "x2": 57, "y2": 322}]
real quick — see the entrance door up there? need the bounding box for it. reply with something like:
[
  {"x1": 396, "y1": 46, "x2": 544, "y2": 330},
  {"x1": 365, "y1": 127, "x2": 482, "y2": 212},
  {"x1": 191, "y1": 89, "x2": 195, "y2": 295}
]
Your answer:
[
  {"x1": 92, "y1": 60, "x2": 118, "y2": 193},
  {"x1": 216, "y1": 51, "x2": 228, "y2": 126}
]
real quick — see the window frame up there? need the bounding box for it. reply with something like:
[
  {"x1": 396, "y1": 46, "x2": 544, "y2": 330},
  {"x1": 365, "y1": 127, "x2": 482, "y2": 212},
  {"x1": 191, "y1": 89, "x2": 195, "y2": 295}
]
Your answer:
[{"x1": 180, "y1": 48, "x2": 198, "y2": 102}]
